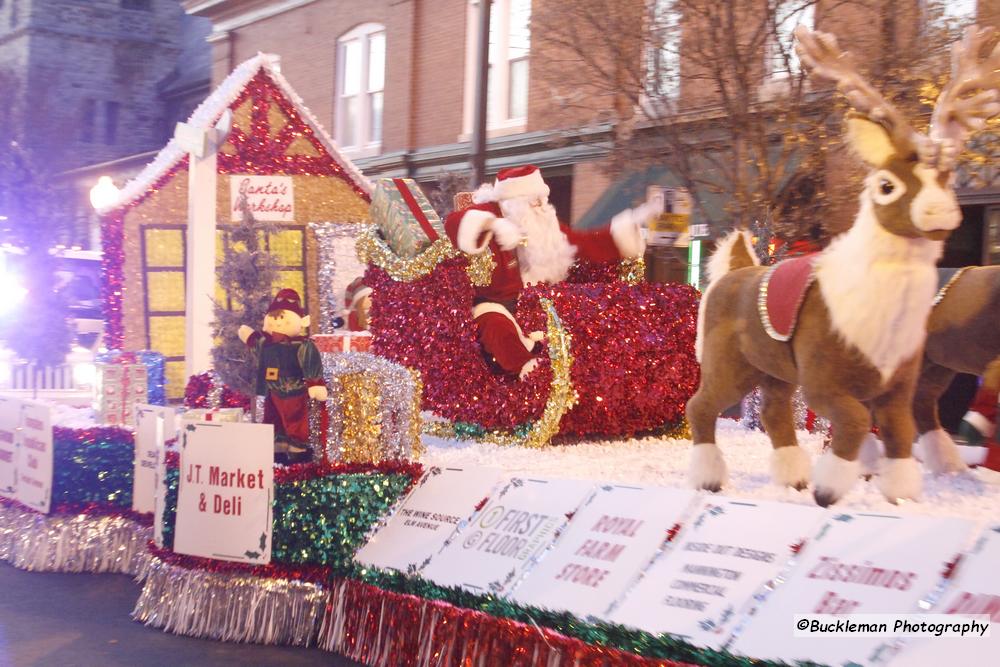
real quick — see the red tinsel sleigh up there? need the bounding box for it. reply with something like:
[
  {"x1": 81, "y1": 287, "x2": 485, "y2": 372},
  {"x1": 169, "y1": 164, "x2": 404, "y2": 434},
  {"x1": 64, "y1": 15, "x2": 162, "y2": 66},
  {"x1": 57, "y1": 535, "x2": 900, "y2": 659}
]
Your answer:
[{"x1": 366, "y1": 255, "x2": 700, "y2": 440}]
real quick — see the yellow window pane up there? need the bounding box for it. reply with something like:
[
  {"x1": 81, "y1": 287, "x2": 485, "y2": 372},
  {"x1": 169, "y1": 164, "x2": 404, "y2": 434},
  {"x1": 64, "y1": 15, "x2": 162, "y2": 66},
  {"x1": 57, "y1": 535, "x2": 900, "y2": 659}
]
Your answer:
[
  {"x1": 147, "y1": 271, "x2": 185, "y2": 312},
  {"x1": 214, "y1": 278, "x2": 228, "y2": 309},
  {"x1": 165, "y1": 360, "x2": 187, "y2": 400},
  {"x1": 270, "y1": 229, "x2": 303, "y2": 266},
  {"x1": 144, "y1": 229, "x2": 184, "y2": 268},
  {"x1": 275, "y1": 270, "x2": 304, "y2": 300},
  {"x1": 216, "y1": 230, "x2": 226, "y2": 264},
  {"x1": 148, "y1": 316, "x2": 186, "y2": 358}
]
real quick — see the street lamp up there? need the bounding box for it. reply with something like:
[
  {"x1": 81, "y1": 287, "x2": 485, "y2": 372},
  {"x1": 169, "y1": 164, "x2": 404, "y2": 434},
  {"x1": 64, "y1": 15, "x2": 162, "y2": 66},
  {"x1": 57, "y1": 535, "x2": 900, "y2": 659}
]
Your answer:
[{"x1": 89, "y1": 176, "x2": 120, "y2": 211}]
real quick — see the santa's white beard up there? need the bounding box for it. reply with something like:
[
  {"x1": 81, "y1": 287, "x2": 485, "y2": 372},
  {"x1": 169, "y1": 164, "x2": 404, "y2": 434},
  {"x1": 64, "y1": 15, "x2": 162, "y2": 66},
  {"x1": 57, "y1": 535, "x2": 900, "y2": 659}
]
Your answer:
[{"x1": 500, "y1": 198, "x2": 577, "y2": 285}]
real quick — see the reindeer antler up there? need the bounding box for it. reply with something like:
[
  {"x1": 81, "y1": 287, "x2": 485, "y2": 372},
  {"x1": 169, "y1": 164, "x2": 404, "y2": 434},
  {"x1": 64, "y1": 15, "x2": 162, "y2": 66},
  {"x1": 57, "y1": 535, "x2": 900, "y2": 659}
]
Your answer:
[
  {"x1": 930, "y1": 26, "x2": 1000, "y2": 171},
  {"x1": 793, "y1": 26, "x2": 923, "y2": 154}
]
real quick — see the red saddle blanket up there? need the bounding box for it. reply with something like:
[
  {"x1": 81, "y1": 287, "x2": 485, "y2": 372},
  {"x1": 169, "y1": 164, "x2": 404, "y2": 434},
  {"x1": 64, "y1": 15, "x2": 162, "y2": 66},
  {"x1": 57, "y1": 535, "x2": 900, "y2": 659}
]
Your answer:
[{"x1": 759, "y1": 254, "x2": 819, "y2": 341}]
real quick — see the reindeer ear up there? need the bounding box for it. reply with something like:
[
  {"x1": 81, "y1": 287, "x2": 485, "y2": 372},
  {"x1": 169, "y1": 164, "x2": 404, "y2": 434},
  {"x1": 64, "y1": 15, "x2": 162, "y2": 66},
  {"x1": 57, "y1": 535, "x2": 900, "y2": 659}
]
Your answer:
[{"x1": 845, "y1": 113, "x2": 897, "y2": 167}]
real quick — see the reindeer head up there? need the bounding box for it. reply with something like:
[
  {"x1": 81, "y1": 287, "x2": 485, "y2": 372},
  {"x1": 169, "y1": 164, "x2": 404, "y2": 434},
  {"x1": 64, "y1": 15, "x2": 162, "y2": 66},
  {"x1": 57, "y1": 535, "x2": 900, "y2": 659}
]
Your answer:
[{"x1": 795, "y1": 26, "x2": 1000, "y2": 242}]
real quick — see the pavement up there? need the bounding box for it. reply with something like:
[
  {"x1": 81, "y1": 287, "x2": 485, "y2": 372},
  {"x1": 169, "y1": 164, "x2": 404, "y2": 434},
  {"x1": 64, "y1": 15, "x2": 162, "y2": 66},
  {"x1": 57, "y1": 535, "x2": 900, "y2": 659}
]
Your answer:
[{"x1": 0, "y1": 563, "x2": 360, "y2": 667}]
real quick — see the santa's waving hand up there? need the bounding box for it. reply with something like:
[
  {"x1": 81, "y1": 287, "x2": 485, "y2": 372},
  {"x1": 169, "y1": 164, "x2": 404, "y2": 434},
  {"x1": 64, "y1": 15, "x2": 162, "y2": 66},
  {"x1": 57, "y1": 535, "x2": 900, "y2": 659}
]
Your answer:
[{"x1": 444, "y1": 165, "x2": 656, "y2": 380}]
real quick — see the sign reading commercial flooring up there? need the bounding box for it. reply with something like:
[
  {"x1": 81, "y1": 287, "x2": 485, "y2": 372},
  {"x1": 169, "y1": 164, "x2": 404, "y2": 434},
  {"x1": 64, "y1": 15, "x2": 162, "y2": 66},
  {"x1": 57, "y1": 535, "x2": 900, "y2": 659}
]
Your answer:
[
  {"x1": 17, "y1": 401, "x2": 52, "y2": 513},
  {"x1": 889, "y1": 525, "x2": 1000, "y2": 667},
  {"x1": 732, "y1": 512, "x2": 974, "y2": 666},
  {"x1": 510, "y1": 485, "x2": 696, "y2": 619},
  {"x1": 354, "y1": 466, "x2": 502, "y2": 573},
  {"x1": 0, "y1": 397, "x2": 20, "y2": 499},
  {"x1": 173, "y1": 422, "x2": 274, "y2": 564},
  {"x1": 421, "y1": 477, "x2": 595, "y2": 595},
  {"x1": 609, "y1": 497, "x2": 825, "y2": 647}
]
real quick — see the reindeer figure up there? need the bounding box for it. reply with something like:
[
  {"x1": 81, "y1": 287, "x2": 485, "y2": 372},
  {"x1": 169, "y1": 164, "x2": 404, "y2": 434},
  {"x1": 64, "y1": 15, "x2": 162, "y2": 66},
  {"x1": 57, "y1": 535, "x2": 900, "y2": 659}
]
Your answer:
[
  {"x1": 687, "y1": 26, "x2": 1000, "y2": 506},
  {"x1": 914, "y1": 266, "x2": 1000, "y2": 472}
]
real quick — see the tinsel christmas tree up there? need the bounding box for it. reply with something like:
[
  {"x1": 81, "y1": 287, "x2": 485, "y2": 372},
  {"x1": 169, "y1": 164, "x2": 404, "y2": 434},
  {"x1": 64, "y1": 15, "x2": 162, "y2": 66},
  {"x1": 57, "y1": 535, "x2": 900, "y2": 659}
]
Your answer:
[
  {"x1": 0, "y1": 141, "x2": 73, "y2": 367},
  {"x1": 211, "y1": 196, "x2": 279, "y2": 398}
]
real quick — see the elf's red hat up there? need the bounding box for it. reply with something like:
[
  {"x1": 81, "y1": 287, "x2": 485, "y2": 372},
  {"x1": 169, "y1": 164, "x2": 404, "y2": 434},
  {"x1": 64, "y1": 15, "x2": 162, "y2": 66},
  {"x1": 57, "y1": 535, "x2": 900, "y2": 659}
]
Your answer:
[
  {"x1": 344, "y1": 277, "x2": 372, "y2": 312},
  {"x1": 268, "y1": 288, "x2": 305, "y2": 317}
]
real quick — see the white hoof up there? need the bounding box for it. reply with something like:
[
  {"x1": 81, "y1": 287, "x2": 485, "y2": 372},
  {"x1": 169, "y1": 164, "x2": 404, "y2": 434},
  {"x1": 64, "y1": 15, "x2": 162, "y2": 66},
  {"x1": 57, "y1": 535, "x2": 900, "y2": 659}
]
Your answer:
[
  {"x1": 771, "y1": 447, "x2": 810, "y2": 490},
  {"x1": 915, "y1": 429, "x2": 967, "y2": 474},
  {"x1": 812, "y1": 451, "x2": 861, "y2": 507},
  {"x1": 876, "y1": 457, "x2": 922, "y2": 504},
  {"x1": 689, "y1": 443, "x2": 728, "y2": 492},
  {"x1": 858, "y1": 433, "x2": 884, "y2": 477}
]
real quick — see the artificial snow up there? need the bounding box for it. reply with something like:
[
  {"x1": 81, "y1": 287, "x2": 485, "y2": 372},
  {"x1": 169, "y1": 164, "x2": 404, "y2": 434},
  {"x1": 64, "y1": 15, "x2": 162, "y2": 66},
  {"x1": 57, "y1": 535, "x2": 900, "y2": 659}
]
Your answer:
[{"x1": 421, "y1": 419, "x2": 1000, "y2": 533}]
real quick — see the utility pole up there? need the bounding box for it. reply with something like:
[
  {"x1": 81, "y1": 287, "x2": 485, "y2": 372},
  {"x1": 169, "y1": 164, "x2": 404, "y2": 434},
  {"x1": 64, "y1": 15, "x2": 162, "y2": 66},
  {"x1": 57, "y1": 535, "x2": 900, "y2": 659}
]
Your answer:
[{"x1": 470, "y1": 0, "x2": 491, "y2": 187}]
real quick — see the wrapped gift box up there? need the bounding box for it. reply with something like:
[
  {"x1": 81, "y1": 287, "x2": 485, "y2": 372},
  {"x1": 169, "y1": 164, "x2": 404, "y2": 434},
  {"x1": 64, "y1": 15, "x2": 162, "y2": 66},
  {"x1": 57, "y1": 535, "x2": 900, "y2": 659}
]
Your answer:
[
  {"x1": 371, "y1": 177, "x2": 445, "y2": 258},
  {"x1": 313, "y1": 332, "x2": 373, "y2": 354},
  {"x1": 181, "y1": 407, "x2": 246, "y2": 423},
  {"x1": 94, "y1": 363, "x2": 149, "y2": 426}
]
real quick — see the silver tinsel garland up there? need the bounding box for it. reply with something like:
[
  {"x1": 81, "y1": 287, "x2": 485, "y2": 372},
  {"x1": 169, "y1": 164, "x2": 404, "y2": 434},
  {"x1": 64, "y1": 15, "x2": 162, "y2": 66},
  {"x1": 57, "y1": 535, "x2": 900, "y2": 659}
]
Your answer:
[
  {"x1": 740, "y1": 386, "x2": 830, "y2": 435},
  {"x1": 133, "y1": 555, "x2": 328, "y2": 646},
  {"x1": 310, "y1": 223, "x2": 367, "y2": 334},
  {"x1": 0, "y1": 504, "x2": 151, "y2": 575}
]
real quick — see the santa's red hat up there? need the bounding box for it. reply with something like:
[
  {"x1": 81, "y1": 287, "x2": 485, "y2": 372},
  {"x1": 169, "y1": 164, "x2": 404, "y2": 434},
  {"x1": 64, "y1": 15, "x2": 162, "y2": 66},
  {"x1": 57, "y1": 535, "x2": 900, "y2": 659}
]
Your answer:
[
  {"x1": 482, "y1": 165, "x2": 550, "y2": 203},
  {"x1": 268, "y1": 288, "x2": 305, "y2": 317},
  {"x1": 344, "y1": 277, "x2": 372, "y2": 312}
]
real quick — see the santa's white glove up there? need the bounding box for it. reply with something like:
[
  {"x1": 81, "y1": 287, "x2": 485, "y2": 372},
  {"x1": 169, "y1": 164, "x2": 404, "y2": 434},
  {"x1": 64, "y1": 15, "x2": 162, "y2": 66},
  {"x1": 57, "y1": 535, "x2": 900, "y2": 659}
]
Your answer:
[
  {"x1": 528, "y1": 331, "x2": 546, "y2": 343},
  {"x1": 518, "y1": 358, "x2": 540, "y2": 381},
  {"x1": 491, "y1": 217, "x2": 524, "y2": 251},
  {"x1": 308, "y1": 385, "x2": 328, "y2": 402},
  {"x1": 630, "y1": 201, "x2": 661, "y2": 228},
  {"x1": 610, "y1": 207, "x2": 647, "y2": 258}
]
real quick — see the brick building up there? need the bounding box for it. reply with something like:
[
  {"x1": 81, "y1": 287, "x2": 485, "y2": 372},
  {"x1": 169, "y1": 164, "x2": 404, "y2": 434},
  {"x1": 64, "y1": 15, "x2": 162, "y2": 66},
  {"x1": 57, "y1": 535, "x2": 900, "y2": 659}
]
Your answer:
[{"x1": 184, "y1": 1, "x2": 997, "y2": 263}]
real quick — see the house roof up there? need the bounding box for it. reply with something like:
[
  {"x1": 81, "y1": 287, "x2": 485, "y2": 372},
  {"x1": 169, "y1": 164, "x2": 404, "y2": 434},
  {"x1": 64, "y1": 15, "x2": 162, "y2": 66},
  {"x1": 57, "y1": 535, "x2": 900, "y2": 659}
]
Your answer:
[{"x1": 101, "y1": 52, "x2": 372, "y2": 215}]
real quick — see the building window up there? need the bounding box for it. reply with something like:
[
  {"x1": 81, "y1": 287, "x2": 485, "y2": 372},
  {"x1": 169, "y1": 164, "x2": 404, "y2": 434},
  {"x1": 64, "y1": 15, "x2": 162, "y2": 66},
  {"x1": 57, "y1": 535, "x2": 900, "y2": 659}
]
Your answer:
[
  {"x1": 104, "y1": 101, "x2": 120, "y2": 145},
  {"x1": 80, "y1": 99, "x2": 96, "y2": 143},
  {"x1": 767, "y1": 2, "x2": 815, "y2": 78},
  {"x1": 462, "y1": 0, "x2": 532, "y2": 135},
  {"x1": 645, "y1": 0, "x2": 681, "y2": 101},
  {"x1": 335, "y1": 23, "x2": 385, "y2": 154},
  {"x1": 121, "y1": 0, "x2": 152, "y2": 10}
]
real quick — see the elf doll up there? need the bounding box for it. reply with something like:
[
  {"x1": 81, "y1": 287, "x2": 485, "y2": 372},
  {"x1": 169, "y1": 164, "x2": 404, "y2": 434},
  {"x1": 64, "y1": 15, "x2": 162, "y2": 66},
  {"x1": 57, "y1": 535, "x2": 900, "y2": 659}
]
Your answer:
[
  {"x1": 344, "y1": 277, "x2": 372, "y2": 331},
  {"x1": 238, "y1": 288, "x2": 327, "y2": 464}
]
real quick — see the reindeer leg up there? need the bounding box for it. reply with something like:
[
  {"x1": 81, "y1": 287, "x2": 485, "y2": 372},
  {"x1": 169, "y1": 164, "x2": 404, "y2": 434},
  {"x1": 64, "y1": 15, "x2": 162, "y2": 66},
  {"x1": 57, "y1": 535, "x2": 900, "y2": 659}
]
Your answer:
[
  {"x1": 913, "y1": 362, "x2": 966, "y2": 473},
  {"x1": 686, "y1": 346, "x2": 759, "y2": 493},
  {"x1": 804, "y1": 390, "x2": 869, "y2": 506},
  {"x1": 759, "y1": 377, "x2": 810, "y2": 490},
  {"x1": 871, "y1": 388, "x2": 923, "y2": 503}
]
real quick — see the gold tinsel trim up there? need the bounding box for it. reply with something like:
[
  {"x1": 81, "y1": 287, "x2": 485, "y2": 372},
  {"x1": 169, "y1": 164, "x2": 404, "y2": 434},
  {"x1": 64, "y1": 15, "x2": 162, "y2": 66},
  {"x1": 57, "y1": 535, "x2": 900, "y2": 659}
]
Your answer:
[
  {"x1": 337, "y1": 372, "x2": 384, "y2": 464},
  {"x1": 421, "y1": 299, "x2": 576, "y2": 449},
  {"x1": 619, "y1": 256, "x2": 646, "y2": 285},
  {"x1": 356, "y1": 226, "x2": 494, "y2": 286}
]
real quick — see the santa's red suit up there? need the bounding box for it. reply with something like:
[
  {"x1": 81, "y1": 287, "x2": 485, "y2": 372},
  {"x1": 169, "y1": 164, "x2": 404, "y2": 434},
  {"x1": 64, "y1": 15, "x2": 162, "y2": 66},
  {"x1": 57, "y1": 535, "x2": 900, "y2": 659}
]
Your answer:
[{"x1": 444, "y1": 165, "x2": 652, "y2": 379}]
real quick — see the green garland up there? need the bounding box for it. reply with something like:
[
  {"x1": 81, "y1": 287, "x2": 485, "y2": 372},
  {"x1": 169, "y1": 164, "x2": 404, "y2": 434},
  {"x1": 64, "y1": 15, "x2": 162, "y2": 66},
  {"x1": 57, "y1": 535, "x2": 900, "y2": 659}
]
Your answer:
[
  {"x1": 52, "y1": 427, "x2": 134, "y2": 508},
  {"x1": 351, "y1": 567, "x2": 825, "y2": 667}
]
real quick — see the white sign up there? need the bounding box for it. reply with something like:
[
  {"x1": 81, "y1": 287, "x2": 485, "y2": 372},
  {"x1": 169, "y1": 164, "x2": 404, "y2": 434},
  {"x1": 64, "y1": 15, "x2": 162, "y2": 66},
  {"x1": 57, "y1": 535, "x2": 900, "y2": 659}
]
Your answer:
[
  {"x1": 0, "y1": 397, "x2": 20, "y2": 499},
  {"x1": 610, "y1": 497, "x2": 826, "y2": 647},
  {"x1": 173, "y1": 422, "x2": 274, "y2": 564},
  {"x1": 133, "y1": 405, "x2": 177, "y2": 515},
  {"x1": 355, "y1": 466, "x2": 502, "y2": 573},
  {"x1": 230, "y1": 175, "x2": 294, "y2": 221},
  {"x1": 888, "y1": 526, "x2": 1000, "y2": 667},
  {"x1": 421, "y1": 477, "x2": 595, "y2": 596},
  {"x1": 732, "y1": 512, "x2": 974, "y2": 666},
  {"x1": 511, "y1": 485, "x2": 696, "y2": 620},
  {"x1": 17, "y1": 401, "x2": 53, "y2": 513}
]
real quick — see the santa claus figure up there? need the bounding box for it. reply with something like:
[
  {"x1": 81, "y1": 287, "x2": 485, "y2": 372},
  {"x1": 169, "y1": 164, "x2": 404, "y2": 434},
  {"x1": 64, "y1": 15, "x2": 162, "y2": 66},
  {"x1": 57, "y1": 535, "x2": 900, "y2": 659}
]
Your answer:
[{"x1": 445, "y1": 165, "x2": 655, "y2": 380}]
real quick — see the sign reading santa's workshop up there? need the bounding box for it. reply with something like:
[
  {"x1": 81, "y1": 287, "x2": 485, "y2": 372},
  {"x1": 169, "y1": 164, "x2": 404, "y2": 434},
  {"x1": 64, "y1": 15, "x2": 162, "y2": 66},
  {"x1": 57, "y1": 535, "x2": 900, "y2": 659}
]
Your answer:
[
  {"x1": 510, "y1": 485, "x2": 696, "y2": 620},
  {"x1": 0, "y1": 397, "x2": 19, "y2": 499},
  {"x1": 732, "y1": 512, "x2": 974, "y2": 666},
  {"x1": 420, "y1": 477, "x2": 595, "y2": 596},
  {"x1": 173, "y1": 421, "x2": 273, "y2": 564},
  {"x1": 230, "y1": 175, "x2": 294, "y2": 221},
  {"x1": 16, "y1": 401, "x2": 53, "y2": 513}
]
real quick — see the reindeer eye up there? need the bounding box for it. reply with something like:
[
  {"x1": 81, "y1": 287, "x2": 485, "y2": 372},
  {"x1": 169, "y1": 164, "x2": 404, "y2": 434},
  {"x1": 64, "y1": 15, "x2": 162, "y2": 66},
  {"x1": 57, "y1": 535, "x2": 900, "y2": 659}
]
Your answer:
[
  {"x1": 879, "y1": 179, "x2": 894, "y2": 195},
  {"x1": 871, "y1": 170, "x2": 905, "y2": 205}
]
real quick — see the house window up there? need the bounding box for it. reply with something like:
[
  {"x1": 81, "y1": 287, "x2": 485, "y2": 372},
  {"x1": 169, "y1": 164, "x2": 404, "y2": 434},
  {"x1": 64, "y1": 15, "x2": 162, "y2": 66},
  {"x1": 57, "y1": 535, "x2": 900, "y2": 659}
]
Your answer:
[
  {"x1": 767, "y1": 2, "x2": 815, "y2": 78},
  {"x1": 80, "y1": 99, "x2": 96, "y2": 143},
  {"x1": 335, "y1": 23, "x2": 385, "y2": 154},
  {"x1": 463, "y1": 0, "x2": 532, "y2": 135},
  {"x1": 104, "y1": 101, "x2": 120, "y2": 145},
  {"x1": 645, "y1": 0, "x2": 681, "y2": 101}
]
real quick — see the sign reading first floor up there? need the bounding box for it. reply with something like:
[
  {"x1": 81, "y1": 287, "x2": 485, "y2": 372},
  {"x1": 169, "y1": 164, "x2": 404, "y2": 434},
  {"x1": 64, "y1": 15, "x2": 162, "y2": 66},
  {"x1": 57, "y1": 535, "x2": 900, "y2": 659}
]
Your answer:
[{"x1": 173, "y1": 421, "x2": 274, "y2": 564}]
